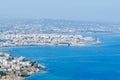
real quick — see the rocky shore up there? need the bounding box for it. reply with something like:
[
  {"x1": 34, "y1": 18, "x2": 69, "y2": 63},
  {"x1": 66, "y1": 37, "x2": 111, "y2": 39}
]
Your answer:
[{"x1": 0, "y1": 52, "x2": 45, "y2": 80}]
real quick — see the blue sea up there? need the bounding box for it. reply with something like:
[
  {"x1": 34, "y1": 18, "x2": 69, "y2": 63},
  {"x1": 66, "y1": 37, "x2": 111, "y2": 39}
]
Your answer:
[{"x1": 0, "y1": 33, "x2": 120, "y2": 80}]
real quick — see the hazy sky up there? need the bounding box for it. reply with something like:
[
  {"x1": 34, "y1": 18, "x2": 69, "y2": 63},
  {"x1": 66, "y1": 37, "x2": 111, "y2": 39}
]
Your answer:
[{"x1": 0, "y1": 0, "x2": 120, "y2": 22}]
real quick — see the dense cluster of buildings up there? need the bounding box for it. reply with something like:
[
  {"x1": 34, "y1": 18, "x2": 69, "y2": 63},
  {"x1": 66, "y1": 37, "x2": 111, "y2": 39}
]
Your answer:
[
  {"x1": 1, "y1": 19, "x2": 119, "y2": 47},
  {"x1": 0, "y1": 52, "x2": 45, "y2": 80},
  {"x1": 0, "y1": 33, "x2": 100, "y2": 47},
  {"x1": 0, "y1": 19, "x2": 120, "y2": 35}
]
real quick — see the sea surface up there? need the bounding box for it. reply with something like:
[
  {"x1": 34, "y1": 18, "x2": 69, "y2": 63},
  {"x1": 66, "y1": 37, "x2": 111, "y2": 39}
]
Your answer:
[{"x1": 0, "y1": 33, "x2": 120, "y2": 80}]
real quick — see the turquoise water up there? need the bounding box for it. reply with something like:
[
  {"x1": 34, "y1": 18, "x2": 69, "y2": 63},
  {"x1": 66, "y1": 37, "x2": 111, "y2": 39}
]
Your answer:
[{"x1": 0, "y1": 33, "x2": 120, "y2": 80}]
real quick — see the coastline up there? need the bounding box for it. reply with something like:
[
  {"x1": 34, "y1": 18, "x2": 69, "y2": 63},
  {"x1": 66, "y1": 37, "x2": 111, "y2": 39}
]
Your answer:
[
  {"x1": 0, "y1": 52, "x2": 45, "y2": 80},
  {"x1": 0, "y1": 41, "x2": 101, "y2": 48},
  {"x1": 0, "y1": 33, "x2": 101, "y2": 47}
]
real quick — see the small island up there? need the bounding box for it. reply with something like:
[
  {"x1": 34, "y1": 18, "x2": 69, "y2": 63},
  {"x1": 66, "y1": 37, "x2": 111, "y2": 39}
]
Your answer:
[{"x1": 0, "y1": 52, "x2": 45, "y2": 80}]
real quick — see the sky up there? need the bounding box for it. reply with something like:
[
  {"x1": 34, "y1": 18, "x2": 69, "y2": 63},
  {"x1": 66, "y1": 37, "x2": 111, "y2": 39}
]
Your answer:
[{"x1": 0, "y1": 0, "x2": 120, "y2": 22}]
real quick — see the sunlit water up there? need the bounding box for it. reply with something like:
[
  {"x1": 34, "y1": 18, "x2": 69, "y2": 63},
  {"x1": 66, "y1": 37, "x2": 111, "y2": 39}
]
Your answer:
[{"x1": 0, "y1": 33, "x2": 120, "y2": 80}]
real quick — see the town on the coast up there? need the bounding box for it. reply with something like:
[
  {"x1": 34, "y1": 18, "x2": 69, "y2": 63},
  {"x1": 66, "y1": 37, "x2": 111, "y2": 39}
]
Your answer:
[
  {"x1": 0, "y1": 20, "x2": 104, "y2": 47},
  {"x1": 0, "y1": 52, "x2": 45, "y2": 80},
  {"x1": 0, "y1": 33, "x2": 101, "y2": 47},
  {"x1": 0, "y1": 19, "x2": 120, "y2": 47}
]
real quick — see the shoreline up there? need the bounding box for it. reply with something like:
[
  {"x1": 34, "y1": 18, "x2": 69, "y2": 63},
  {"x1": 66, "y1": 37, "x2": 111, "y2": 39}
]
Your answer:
[
  {"x1": 0, "y1": 52, "x2": 45, "y2": 80},
  {"x1": 0, "y1": 33, "x2": 101, "y2": 47},
  {"x1": 0, "y1": 44, "x2": 97, "y2": 49}
]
